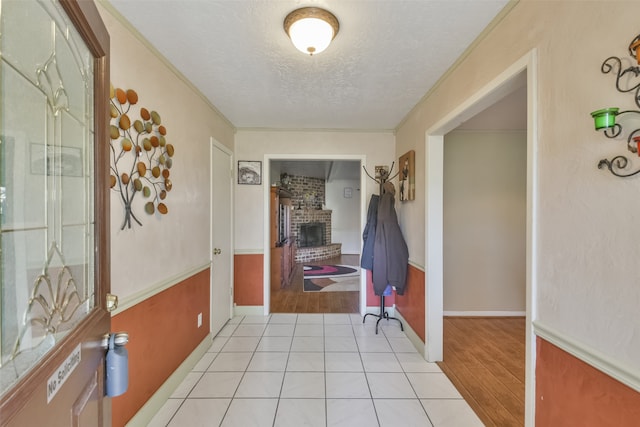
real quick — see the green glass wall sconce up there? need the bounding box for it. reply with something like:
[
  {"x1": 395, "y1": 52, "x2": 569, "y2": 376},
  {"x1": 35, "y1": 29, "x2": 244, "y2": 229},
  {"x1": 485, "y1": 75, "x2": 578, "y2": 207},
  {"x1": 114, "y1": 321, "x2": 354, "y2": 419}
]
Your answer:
[{"x1": 591, "y1": 33, "x2": 640, "y2": 177}]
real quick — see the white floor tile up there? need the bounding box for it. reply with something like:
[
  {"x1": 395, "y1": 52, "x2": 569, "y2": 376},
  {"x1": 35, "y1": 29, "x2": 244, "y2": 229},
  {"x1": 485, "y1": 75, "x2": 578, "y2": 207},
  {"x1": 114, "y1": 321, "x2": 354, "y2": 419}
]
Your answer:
[
  {"x1": 147, "y1": 398, "x2": 182, "y2": 427},
  {"x1": 217, "y1": 323, "x2": 238, "y2": 337},
  {"x1": 367, "y1": 372, "x2": 417, "y2": 398},
  {"x1": 349, "y1": 314, "x2": 365, "y2": 324},
  {"x1": 274, "y1": 398, "x2": 326, "y2": 427},
  {"x1": 325, "y1": 336, "x2": 358, "y2": 352},
  {"x1": 421, "y1": 399, "x2": 484, "y2": 427},
  {"x1": 228, "y1": 315, "x2": 244, "y2": 324},
  {"x1": 361, "y1": 352, "x2": 402, "y2": 372},
  {"x1": 248, "y1": 352, "x2": 289, "y2": 371},
  {"x1": 209, "y1": 336, "x2": 229, "y2": 352},
  {"x1": 396, "y1": 353, "x2": 442, "y2": 373},
  {"x1": 220, "y1": 398, "x2": 278, "y2": 427},
  {"x1": 326, "y1": 372, "x2": 371, "y2": 399},
  {"x1": 263, "y1": 324, "x2": 295, "y2": 336},
  {"x1": 208, "y1": 352, "x2": 253, "y2": 372},
  {"x1": 167, "y1": 398, "x2": 230, "y2": 427},
  {"x1": 192, "y1": 352, "x2": 216, "y2": 372},
  {"x1": 379, "y1": 323, "x2": 406, "y2": 338},
  {"x1": 241, "y1": 315, "x2": 271, "y2": 324},
  {"x1": 352, "y1": 323, "x2": 379, "y2": 337},
  {"x1": 291, "y1": 336, "x2": 324, "y2": 352},
  {"x1": 296, "y1": 313, "x2": 324, "y2": 324},
  {"x1": 232, "y1": 323, "x2": 267, "y2": 336},
  {"x1": 325, "y1": 352, "x2": 363, "y2": 372},
  {"x1": 235, "y1": 372, "x2": 285, "y2": 398},
  {"x1": 281, "y1": 372, "x2": 325, "y2": 398},
  {"x1": 406, "y1": 372, "x2": 462, "y2": 399},
  {"x1": 170, "y1": 372, "x2": 202, "y2": 398},
  {"x1": 294, "y1": 323, "x2": 324, "y2": 337},
  {"x1": 189, "y1": 372, "x2": 243, "y2": 398},
  {"x1": 388, "y1": 337, "x2": 418, "y2": 353},
  {"x1": 324, "y1": 324, "x2": 355, "y2": 337},
  {"x1": 221, "y1": 336, "x2": 261, "y2": 352},
  {"x1": 269, "y1": 313, "x2": 298, "y2": 324},
  {"x1": 326, "y1": 399, "x2": 379, "y2": 427},
  {"x1": 324, "y1": 313, "x2": 351, "y2": 324},
  {"x1": 257, "y1": 336, "x2": 293, "y2": 352},
  {"x1": 287, "y1": 352, "x2": 325, "y2": 371},
  {"x1": 374, "y1": 399, "x2": 433, "y2": 427},
  {"x1": 356, "y1": 336, "x2": 393, "y2": 352},
  {"x1": 152, "y1": 310, "x2": 484, "y2": 427}
]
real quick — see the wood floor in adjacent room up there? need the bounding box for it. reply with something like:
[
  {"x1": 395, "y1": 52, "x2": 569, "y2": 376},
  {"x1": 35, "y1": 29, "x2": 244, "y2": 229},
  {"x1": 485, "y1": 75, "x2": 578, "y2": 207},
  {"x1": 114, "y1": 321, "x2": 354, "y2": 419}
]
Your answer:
[
  {"x1": 270, "y1": 254, "x2": 360, "y2": 313},
  {"x1": 437, "y1": 316, "x2": 526, "y2": 427}
]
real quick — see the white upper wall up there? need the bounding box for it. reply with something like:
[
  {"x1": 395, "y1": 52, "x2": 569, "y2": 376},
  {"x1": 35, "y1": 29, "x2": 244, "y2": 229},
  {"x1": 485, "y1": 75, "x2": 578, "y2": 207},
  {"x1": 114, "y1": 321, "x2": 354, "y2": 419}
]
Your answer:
[
  {"x1": 444, "y1": 130, "x2": 527, "y2": 312},
  {"x1": 326, "y1": 178, "x2": 362, "y2": 254},
  {"x1": 99, "y1": 4, "x2": 235, "y2": 302},
  {"x1": 234, "y1": 130, "x2": 394, "y2": 252}
]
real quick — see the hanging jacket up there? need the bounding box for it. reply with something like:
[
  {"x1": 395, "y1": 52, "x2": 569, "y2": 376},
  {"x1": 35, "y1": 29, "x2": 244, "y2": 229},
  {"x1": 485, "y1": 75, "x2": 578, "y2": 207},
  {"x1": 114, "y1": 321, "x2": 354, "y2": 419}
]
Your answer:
[
  {"x1": 372, "y1": 182, "x2": 409, "y2": 296},
  {"x1": 361, "y1": 194, "x2": 379, "y2": 270}
]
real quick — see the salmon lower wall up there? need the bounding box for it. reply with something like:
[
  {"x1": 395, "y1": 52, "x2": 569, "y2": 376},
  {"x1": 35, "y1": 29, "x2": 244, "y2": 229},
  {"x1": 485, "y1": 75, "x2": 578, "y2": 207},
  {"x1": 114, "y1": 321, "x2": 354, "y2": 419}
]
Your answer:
[
  {"x1": 365, "y1": 269, "x2": 395, "y2": 307},
  {"x1": 395, "y1": 264, "x2": 425, "y2": 342},
  {"x1": 535, "y1": 337, "x2": 640, "y2": 426},
  {"x1": 111, "y1": 269, "x2": 210, "y2": 426},
  {"x1": 234, "y1": 254, "x2": 264, "y2": 306}
]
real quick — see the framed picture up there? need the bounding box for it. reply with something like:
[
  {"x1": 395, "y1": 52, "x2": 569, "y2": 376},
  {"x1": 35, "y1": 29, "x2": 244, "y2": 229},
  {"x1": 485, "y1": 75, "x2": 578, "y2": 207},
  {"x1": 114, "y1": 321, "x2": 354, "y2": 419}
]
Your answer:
[
  {"x1": 399, "y1": 150, "x2": 415, "y2": 201},
  {"x1": 30, "y1": 143, "x2": 83, "y2": 177},
  {"x1": 238, "y1": 160, "x2": 262, "y2": 185}
]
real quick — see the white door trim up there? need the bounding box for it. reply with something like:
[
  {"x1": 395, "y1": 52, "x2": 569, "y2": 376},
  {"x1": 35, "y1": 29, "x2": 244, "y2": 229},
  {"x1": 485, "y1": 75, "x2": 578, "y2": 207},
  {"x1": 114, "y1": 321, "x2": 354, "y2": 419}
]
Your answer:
[
  {"x1": 262, "y1": 153, "x2": 367, "y2": 316},
  {"x1": 424, "y1": 49, "x2": 538, "y2": 427}
]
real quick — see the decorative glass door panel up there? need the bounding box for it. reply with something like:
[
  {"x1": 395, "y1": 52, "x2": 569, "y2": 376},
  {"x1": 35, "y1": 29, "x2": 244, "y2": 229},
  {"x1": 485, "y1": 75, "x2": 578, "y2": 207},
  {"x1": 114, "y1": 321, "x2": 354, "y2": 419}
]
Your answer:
[{"x1": 0, "y1": 0, "x2": 96, "y2": 395}]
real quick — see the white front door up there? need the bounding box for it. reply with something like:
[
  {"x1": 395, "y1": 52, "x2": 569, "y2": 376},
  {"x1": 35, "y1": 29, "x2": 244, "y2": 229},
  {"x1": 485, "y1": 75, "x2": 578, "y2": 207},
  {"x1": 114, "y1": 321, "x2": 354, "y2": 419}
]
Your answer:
[
  {"x1": 210, "y1": 140, "x2": 233, "y2": 336},
  {"x1": 0, "y1": 0, "x2": 111, "y2": 425}
]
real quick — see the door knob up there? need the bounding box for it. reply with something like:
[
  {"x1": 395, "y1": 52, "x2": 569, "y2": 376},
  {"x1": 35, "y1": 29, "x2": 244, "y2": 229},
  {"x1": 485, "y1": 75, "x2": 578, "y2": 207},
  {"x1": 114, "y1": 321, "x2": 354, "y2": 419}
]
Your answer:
[{"x1": 213, "y1": 248, "x2": 222, "y2": 255}]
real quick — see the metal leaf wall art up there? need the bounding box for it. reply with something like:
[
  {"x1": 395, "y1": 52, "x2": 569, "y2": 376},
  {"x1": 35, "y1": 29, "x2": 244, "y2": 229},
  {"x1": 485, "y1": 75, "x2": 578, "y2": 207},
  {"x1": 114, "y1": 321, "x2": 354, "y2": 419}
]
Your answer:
[{"x1": 109, "y1": 85, "x2": 174, "y2": 229}]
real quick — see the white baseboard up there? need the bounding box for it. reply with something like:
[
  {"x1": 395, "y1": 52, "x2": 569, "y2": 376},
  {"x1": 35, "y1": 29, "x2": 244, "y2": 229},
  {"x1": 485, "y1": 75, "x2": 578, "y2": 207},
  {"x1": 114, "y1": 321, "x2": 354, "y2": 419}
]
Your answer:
[
  {"x1": 125, "y1": 334, "x2": 212, "y2": 427},
  {"x1": 233, "y1": 305, "x2": 265, "y2": 316},
  {"x1": 443, "y1": 310, "x2": 526, "y2": 317},
  {"x1": 394, "y1": 310, "x2": 425, "y2": 357}
]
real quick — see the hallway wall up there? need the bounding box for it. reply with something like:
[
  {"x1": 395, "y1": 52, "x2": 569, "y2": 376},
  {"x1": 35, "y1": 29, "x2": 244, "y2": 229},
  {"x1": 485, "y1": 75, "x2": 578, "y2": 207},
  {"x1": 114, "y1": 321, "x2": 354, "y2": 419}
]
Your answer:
[
  {"x1": 395, "y1": 0, "x2": 640, "y2": 420},
  {"x1": 443, "y1": 130, "x2": 527, "y2": 313}
]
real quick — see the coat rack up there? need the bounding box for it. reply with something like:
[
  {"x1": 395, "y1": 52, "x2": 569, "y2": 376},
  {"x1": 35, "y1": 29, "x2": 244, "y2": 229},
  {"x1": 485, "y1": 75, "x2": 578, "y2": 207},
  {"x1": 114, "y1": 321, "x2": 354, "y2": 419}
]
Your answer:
[{"x1": 362, "y1": 162, "x2": 404, "y2": 334}]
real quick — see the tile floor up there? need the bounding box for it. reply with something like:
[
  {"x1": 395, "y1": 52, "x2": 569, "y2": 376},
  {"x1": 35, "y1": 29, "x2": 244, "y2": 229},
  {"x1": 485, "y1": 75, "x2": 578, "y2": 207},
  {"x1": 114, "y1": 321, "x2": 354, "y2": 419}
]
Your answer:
[{"x1": 148, "y1": 313, "x2": 484, "y2": 427}]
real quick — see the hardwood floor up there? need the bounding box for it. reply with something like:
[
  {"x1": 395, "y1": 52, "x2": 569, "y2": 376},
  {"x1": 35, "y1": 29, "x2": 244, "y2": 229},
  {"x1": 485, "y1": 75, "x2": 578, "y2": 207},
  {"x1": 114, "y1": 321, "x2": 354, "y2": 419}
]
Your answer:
[
  {"x1": 437, "y1": 317, "x2": 526, "y2": 427},
  {"x1": 270, "y1": 254, "x2": 360, "y2": 313}
]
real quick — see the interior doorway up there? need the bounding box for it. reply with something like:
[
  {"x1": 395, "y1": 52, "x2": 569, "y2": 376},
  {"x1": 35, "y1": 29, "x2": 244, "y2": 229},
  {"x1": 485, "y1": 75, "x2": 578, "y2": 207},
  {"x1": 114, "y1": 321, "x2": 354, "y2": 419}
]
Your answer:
[
  {"x1": 438, "y1": 83, "x2": 527, "y2": 426},
  {"x1": 425, "y1": 51, "x2": 538, "y2": 426},
  {"x1": 263, "y1": 156, "x2": 365, "y2": 314}
]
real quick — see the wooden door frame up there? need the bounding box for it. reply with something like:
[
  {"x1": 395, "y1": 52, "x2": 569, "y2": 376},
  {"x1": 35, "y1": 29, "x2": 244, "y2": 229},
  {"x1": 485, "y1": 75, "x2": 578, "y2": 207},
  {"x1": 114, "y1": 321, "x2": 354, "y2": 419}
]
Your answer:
[{"x1": 0, "y1": 0, "x2": 111, "y2": 423}]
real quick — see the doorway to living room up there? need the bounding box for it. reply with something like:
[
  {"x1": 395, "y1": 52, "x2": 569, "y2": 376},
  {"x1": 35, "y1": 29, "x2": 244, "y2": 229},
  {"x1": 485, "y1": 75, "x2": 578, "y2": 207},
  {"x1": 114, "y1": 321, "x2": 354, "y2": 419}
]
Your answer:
[{"x1": 265, "y1": 157, "x2": 364, "y2": 314}]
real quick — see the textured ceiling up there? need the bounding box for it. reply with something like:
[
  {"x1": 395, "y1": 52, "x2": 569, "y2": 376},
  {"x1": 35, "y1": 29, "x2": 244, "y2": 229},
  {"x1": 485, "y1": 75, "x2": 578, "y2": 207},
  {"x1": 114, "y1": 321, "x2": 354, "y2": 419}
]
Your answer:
[{"x1": 107, "y1": 0, "x2": 510, "y2": 131}]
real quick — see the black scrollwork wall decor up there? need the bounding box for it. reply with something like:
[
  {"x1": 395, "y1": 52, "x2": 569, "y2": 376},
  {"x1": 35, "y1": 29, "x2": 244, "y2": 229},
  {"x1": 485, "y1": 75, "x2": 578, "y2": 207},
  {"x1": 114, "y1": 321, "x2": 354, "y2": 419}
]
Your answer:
[{"x1": 591, "y1": 33, "x2": 640, "y2": 177}]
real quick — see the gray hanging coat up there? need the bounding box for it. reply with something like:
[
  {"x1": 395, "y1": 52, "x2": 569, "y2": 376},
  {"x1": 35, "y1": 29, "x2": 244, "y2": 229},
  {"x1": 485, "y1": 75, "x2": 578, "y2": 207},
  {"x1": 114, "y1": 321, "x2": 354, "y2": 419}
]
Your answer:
[
  {"x1": 372, "y1": 182, "x2": 409, "y2": 296},
  {"x1": 360, "y1": 194, "x2": 379, "y2": 270}
]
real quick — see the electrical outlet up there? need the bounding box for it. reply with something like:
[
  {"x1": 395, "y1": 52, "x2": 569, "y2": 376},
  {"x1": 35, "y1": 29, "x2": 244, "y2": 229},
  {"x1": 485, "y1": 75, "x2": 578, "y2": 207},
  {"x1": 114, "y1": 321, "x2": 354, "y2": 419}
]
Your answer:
[{"x1": 197, "y1": 312, "x2": 202, "y2": 328}]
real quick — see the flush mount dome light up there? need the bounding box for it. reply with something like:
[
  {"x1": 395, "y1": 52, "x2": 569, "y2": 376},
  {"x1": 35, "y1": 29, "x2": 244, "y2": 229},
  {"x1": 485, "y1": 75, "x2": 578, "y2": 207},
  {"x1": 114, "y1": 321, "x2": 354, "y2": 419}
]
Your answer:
[{"x1": 284, "y1": 7, "x2": 339, "y2": 56}]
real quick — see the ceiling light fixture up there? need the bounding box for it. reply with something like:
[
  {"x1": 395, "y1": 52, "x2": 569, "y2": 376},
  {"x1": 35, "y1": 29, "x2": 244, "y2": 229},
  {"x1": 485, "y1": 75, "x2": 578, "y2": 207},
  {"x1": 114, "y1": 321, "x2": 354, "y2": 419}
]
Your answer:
[{"x1": 283, "y1": 7, "x2": 339, "y2": 56}]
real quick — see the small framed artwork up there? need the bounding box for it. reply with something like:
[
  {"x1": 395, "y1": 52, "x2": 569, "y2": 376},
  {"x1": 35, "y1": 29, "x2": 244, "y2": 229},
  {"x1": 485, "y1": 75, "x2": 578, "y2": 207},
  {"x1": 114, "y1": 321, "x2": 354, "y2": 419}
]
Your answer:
[
  {"x1": 399, "y1": 150, "x2": 415, "y2": 201},
  {"x1": 238, "y1": 160, "x2": 262, "y2": 185}
]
